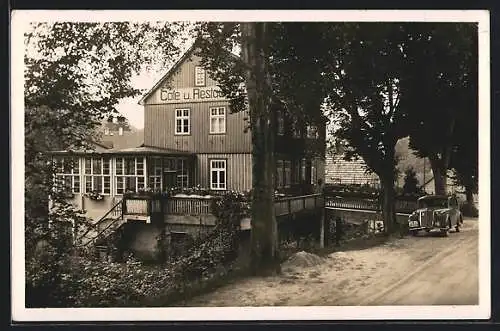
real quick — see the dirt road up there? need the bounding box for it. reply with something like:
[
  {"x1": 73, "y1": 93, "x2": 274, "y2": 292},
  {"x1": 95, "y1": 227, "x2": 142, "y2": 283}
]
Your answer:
[{"x1": 181, "y1": 218, "x2": 478, "y2": 307}]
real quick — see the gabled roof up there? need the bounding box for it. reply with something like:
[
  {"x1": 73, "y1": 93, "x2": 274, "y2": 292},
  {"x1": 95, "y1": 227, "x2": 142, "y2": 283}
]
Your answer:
[
  {"x1": 138, "y1": 43, "x2": 197, "y2": 106},
  {"x1": 49, "y1": 144, "x2": 194, "y2": 157},
  {"x1": 138, "y1": 41, "x2": 241, "y2": 106}
]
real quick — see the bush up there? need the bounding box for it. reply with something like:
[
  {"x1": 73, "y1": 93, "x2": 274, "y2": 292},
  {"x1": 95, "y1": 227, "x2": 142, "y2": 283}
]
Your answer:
[
  {"x1": 402, "y1": 167, "x2": 423, "y2": 195},
  {"x1": 27, "y1": 191, "x2": 247, "y2": 307},
  {"x1": 460, "y1": 202, "x2": 479, "y2": 217}
]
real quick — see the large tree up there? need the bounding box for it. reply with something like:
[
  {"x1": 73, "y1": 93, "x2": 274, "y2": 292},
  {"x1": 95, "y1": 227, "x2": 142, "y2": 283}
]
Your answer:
[
  {"x1": 195, "y1": 22, "x2": 327, "y2": 274},
  {"x1": 24, "y1": 21, "x2": 185, "y2": 306},
  {"x1": 321, "y1": 23, "x2": 412, "y2": 233},
  {"x1": 449, "y1": 88, "x2": 478, "y2": 210},
  {"x1": 402, "y1": 23, "x2": 478, "y2": 195}
]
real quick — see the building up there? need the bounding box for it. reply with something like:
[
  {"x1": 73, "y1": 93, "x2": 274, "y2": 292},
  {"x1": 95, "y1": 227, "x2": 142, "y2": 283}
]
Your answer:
[
  {"x1": 99, "y1": 116, "x2": 144, "y2": 150},
  {"x1": 50, "y1": 44, "x2": 326, "y2": 257},
  {"x1": 325, "y1": 154, "x2": 380, "y2": 187}
]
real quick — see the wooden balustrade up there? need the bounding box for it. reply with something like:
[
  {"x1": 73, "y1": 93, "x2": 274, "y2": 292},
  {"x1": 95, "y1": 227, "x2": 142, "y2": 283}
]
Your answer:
[
  {"x1": 274, "y1": 194, "x2": 323, "y2": 216},
  {"x1": 124, "y1": 198, "x2": 150, "y2": 215},
  {"x1": 165, "y1": 197, "x2": 213, "y2": 215},
  {"x1": 325, "y1": 196, "x2": 418, "y2": 213}
]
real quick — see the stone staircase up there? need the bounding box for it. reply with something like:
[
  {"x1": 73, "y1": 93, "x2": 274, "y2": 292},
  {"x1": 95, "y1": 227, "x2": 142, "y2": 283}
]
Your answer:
[{"x1": 75, "y1": 199, "x2": 126, "y2": 259}]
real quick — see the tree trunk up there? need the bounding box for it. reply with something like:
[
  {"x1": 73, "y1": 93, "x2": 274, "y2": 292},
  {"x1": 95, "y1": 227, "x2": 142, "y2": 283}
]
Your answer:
[
  {"x1": 240, "y1": 22, "x2": 280, "y2": 275},
  {"x1": 380, "y1": 173, "x2": 396, "y2": 234},
  {"x1": 465, "y1": 185, "x2": 474, "y2": 206},
  {"x1": 429, "y1": 155, "x2": 447, "y2": 195}
]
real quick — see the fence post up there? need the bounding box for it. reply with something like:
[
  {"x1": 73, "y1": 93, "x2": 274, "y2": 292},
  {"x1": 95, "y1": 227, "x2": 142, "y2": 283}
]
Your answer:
[
  {"x1": 335, "y1": 216, "x2": 343, "y2": 247},
  {"x1": 319, "y1": 206, "x2": 325, "y2": 248},
  {"x1": 122, "y1": 198, "x2": 127, "y2": 215}
]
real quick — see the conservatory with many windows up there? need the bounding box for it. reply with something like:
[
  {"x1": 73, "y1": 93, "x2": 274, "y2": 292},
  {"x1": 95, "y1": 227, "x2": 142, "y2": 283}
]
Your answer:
[{"x1": 50, "y1": 145, "x2": 195, "y2": 221}]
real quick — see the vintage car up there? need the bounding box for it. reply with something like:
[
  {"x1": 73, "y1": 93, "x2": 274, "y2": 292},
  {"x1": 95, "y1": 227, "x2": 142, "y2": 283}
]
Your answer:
[{"x1": 407, "y1": 195, "x2": 463, "y2": 236}]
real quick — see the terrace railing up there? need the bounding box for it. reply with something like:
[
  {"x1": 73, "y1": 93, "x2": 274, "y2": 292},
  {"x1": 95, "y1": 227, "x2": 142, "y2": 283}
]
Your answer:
[
  {"x1": 165, "y1": 196, "x2": 214, "y2": 215},
  {"x1": 122, "y1": 193, "x2": 325, "y2": 219},
  {"x1": 275, "y1": 194, "x2": 324, "y2": 217},
  {"x1": 325, "y1": 195, "x2": 418, "y2": 214}
]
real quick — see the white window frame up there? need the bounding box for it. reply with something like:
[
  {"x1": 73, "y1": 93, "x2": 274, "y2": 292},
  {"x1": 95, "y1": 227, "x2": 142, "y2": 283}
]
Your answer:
[
  {"x1": 210, "y1": 159, "x2": 227, "y2": 190},
  {"x1": 175, "y1": 108, "x2": 190, "y2": 135},
  {"x1": 276, "y1": 160, "x2": 284, "y2": 188},
  {"x1": 54, "y1": 157, "x2": 81, "y2": 194},
  {"x1": 194, "y1": 66, "x2": 206, "y2": 86},
  {"x1": 84, "y1": 157, "x2": 111, "y2": 195},
  {"x1": 148, "y1": 157, "x2": 163, "y2": 191},
  {"x1": 311, "y1": 164, "x2": 317, "y2": 185},
  {"x1": 176, "y1": 159, "x2": 190, "y2": 188},
  {"x1": 114, "y1": 157, "x2": 146, "y2": 194},
  {"x1": 209, "y1": 106, "x2": 226, "y2": 134}
]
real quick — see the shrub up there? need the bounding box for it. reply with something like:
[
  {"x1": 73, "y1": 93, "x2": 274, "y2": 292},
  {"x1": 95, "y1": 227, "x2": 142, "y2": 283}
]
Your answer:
[{"x1": 460, "y1": 202, "x2": 479, "y2": 217}]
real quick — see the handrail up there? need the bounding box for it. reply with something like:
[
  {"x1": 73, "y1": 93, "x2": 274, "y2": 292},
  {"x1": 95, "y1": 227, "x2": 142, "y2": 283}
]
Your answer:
[
  {"x1": 275, "y1": 193, "x2": 322, "y2": 202},
  {"x1": 79, "y1": 215, "x2": 125, "y2": 247},
  {"x1": 75, "y1": 198, "x2": 123, "y2": 244}
]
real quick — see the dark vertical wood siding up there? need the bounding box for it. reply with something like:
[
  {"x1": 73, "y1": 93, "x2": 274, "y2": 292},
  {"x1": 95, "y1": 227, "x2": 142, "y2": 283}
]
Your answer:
[
  {"x1": 143, "y1": 52, "x2": 252, "y2": 153},
  {"x1": 144, "y1": 102, "x2": 251, "y2": 153},
  {"x1": 144, "y1": 53, "x2": 220, "y2": 101},
  {"x1": 195, "y1": 153, "x2": 252, "y2": 192}
]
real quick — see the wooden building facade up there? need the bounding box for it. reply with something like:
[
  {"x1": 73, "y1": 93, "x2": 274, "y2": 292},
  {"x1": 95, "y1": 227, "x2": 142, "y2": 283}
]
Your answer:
[
  {"x1": 139, "y1": 45, "x2": 326, "y2": 194},
  {"x1": 52, "y1": 45, "x2": 326, "y2": 224}
]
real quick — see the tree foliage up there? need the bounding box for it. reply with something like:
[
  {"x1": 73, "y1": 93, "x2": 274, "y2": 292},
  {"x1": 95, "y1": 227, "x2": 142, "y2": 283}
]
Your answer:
[
  {"x1": 402, "y1": 23, "x2": 478, "y2": 195},
  {"x1": 24, "y1": 21, "x2": 187, "y2": 306},
  {"x1": 402, "y1": 167, "x2": 421, "y2": 195},
  {"x1": 195, "y1": 22, "x2": 329, "y2": 273},
  {"x1": 321, "y1": 23, "x2": 412, "y2": 233}
]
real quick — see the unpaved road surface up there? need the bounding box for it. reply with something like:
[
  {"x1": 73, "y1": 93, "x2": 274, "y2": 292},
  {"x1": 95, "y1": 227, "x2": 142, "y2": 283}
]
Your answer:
[{"x1": 181, "y1": 218, "x2": 478, "y2": 307}]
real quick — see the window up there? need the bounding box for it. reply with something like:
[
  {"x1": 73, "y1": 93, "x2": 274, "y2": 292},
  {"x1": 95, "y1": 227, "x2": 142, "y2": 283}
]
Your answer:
[
  {"x1": 277, "y1": 112, "x2": 285, "y2": 136},
  {"x1": 195, "y1": 66, "x2": 206, "y2": 86},
  {"x1": 84, "y1": 157, "x2": 111, "y2": 194},
  {"x1": 115, "y1": 157, "x2": 146, "y2": 194},
  {"x1": 147, "y1": 157, "x2": 190, "y2": 191},
  {"x1": 291, "y1": 120, "x2": 301, "y2": 138},
  {"x1": 276, "y1": 160, "x2": 284, "y2": 188},
  {"x1": 301, "y1": 158, "x2": 307, "y2": 182},
  {"x1": 292, "y1": 159, "x2": 301, "y2": 184},
  {"x1": 104, "y1": 128, "x2": 110, "y2": 136},
  {"x1": 311, "y1": 162, "x2": 317, "y2": 185},
  {"x1": 176, "y1": 159, "x2": 190, "y2": 188},
  {"x1": 284, "y1": 160, "x2": 292, "y2": 188},
  {"x1": 210, "y1": 107, "x2": 226, "y2": 134},
  {"x1": 210, "y1": 160, "x2": 226, "y2": 190},
  {"x1": 175, "y1": 109, "x2": 190, "y2": 135},
  {"x1": 275, "y1": 159, "x2": 291, "y2": 189},
  {"x1": 54, "y1": 157, "x2": 80, "y2": 194},
  {"x1": 148, "y1": 157, "x2": 163, "y2": 191},
  {"x1": 306, "y1": 125, "x2": 319, "y2": 139}
]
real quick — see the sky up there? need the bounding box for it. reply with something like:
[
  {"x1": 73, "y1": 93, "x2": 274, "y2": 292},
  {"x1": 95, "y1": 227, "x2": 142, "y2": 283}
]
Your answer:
[
  {"x1": 115, "y1": 70, "x2": 162, "y2": 130},
  {"x1": 116, "y1": 34, "x2": 194, "y2": 130}
]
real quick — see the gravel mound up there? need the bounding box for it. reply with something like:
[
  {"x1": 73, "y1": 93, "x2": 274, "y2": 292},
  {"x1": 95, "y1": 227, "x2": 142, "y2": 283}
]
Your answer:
[{"x1": 282, "y1": 251, "x2": 325, "y2": 269}]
